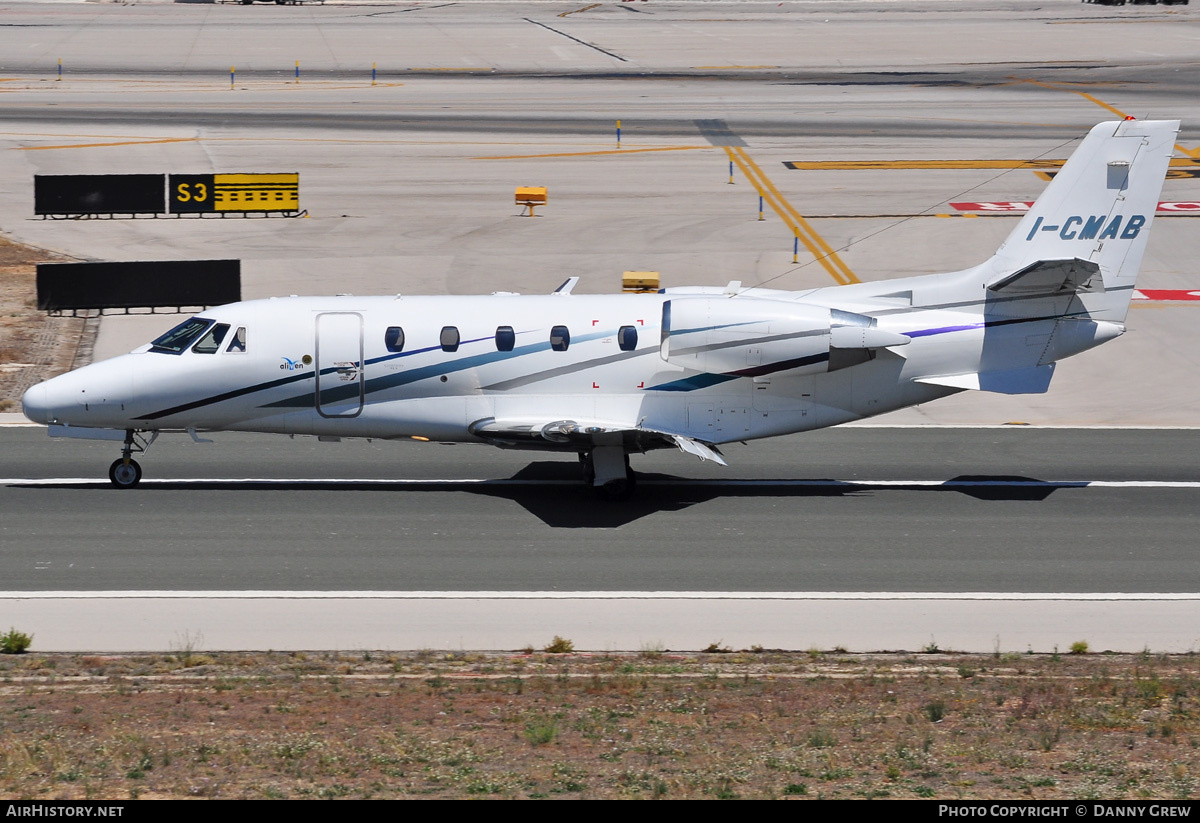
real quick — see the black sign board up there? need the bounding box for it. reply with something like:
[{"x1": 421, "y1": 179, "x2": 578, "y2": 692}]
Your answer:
[
  {"x1": 34, "y1": 174, "x2": 166, "y2": 216},
  {"x1": 36, "y1": 260, "x2": 241, "y2": 311}
]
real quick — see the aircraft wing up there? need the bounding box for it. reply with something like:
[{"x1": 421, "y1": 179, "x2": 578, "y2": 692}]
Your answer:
[{"x1": 467, "y1": 417, "x2": 727, "y2": 465}]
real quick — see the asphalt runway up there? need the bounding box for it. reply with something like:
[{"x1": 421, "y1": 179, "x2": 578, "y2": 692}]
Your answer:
[
  {"x1": 3, "y1": 425, "x2": 1199, "y2": 593},
  {"x1": 2, "y1": 1, "x2": 1199, "y2": 650}
]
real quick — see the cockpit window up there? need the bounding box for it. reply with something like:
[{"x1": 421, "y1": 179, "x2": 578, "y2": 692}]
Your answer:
[
  {"x1": 226, "y1": 327, "x2": 247, "y2": 353},
  {"x1": 192, "y1": 323, "x2": 231, "y2": 354},
  {"x1": 149, "y1": 317, "x2": 213, "y2": 354}
]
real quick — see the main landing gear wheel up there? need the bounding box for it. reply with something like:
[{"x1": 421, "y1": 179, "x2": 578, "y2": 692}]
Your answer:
[
  {"x1": 598, "y1": 468, "x2": 636, "y2": 502},
  {"x1": 583, "y1": 447, "x2": 637, "y2": 501},
  {"x1": 108, "y1": 458, "x2": 142, "y2": 489}
]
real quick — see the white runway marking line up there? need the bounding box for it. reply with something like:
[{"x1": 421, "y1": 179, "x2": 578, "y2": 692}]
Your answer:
[
  {"x1": 3, "y1": 592, "x2": 1200, "y2": 601},
  {"x1": 4, "y1": 478, "x2": 1200, "y2": 489}
]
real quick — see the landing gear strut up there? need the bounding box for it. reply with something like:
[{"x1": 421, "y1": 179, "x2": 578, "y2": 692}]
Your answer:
[
  {"x1": 581, "y1": 446, "x2": 636, "y2": 500},
  {"x1": 107, "y1": 429, "x2": 156, "y2": 489}
]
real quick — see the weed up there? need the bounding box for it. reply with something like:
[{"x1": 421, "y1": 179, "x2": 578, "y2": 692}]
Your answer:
[
  {"x1": 524, "y1": 717, "x2": 559, "y2": 746},
  {"x1": 924, "y1": 700, "x2": 947, "y2": 723},
  {"x1": 1070, "y1": 640, "x2": 1090, "y2": 655},
  {"x1": 639, "y1": 641, "x2": 664, "y2": 658},
  {"x1": 808, "y1": 729, "x2": 837, "y2": 748},
  {"x1": 1037, "y1": 724, "x2": 1062, "y2": 752},
  {"x1": 170, "y1": 631, "x2": 209, "y2": 668},
  {"x1": 0, "y1": 628, "x2": 33, "y2": 654},
  {"x1": 703, "y1": 641, "x2": 731, "y2": 654},
  {"x1": 544, "y1": 636, "x2": 574, "y2": 654},
  {"x1": 125, "y1": 750, "x2": 153, "y2": 780}
]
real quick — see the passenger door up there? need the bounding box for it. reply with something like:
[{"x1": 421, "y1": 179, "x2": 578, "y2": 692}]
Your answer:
[{"x1": 315, "y1": 312, "x2": 364, "y2": 418}]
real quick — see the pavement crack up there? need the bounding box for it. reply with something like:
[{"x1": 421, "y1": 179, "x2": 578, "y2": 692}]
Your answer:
[{"x1": 523, "y1": 18, "x2": 627, "y2": 63}]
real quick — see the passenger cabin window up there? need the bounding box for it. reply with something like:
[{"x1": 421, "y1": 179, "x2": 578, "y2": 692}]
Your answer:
[
  {"x1": 149, "y1": 317, "x2": 212, "y2": 354},
  {"x1": 385, "y1": 326, "x2": 405, "y2": 353},
  {"x1": 440, "y1": 326, "x2": 460, "y2": 353},
  {"x1": 191, "y1": 323, "x2": 230, "y2": 354},
  {"x1": 495, "y1": 326, "x2": 515, "y2": 352},
  {"x1": 550, "y1": 325, "x2": 570, "y2": 352},
  {"x1": 618, "y1": 325, "x2": 638, "y2": 351},
  {"x1": 226, "y1": 327, "x2": 247, "y2": 353}
]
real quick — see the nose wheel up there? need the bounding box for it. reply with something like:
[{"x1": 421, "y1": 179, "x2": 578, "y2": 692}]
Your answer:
[
  {"x1": 108, "y1": 458, "x2": 143, "y2": 489},
  {"x1": 107, "y1": 429, "x2": 156, "y2": 488}
]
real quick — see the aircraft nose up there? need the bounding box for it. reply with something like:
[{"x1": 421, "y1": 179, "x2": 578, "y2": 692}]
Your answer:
[{"x1": 21, "y1": 383, "x2": 49, "y2": 424}]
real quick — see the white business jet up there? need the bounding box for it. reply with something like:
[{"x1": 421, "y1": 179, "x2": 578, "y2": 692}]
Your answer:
[{"x1": 21, "y1": 119, "x2": 1178, "y2": 498}]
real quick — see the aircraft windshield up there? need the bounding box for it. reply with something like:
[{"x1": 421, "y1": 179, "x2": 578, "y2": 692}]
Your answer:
[
  {"x1": 149, "y1": 317, "x2": 213, "y2": 354},
  {"x1": 191, "y1": 323, "x2": 230, "y2": 354}
]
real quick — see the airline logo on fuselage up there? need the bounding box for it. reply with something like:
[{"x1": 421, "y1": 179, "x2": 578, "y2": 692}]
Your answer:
[{"x1": 1026, "y1": 214, "x2": 1146, "y2": 242}]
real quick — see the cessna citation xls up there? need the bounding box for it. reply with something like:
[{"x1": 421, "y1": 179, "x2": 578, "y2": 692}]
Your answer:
[{"x1": 21, "y1": 119, "x2": 1179, "y2": 498}]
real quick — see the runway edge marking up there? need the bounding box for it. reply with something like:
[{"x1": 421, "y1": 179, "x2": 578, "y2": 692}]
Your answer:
[{"x1": 3, "y1": 591, "x2": 1200, "y2": 601}]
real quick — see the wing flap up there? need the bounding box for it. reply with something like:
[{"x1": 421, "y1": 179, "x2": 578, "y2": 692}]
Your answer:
[
  {"x1": 665, "y1": 434, "x2": 727, "y2": 465},
  {"x1": 468, "y1": 416, "x2": 727, "y2": 463}
]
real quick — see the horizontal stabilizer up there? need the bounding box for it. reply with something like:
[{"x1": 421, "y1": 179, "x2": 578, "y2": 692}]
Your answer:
[
  {"x1": 916, "y1": 364, "x2": 1055, "y2": 395},
  {"x1": 987, "y1": 258, "x2": 1101, "y2": 296}
]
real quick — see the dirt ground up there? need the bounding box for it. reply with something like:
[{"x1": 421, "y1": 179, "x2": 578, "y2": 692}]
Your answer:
[
  {"x1": 0, "y1": 234, "x2": 87, "y2": 412},
  {"x1": 2, "y1": 648, "x2": 1199, "y2": 800}
]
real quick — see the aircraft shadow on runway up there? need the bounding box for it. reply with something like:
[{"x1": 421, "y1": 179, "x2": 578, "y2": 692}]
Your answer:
[
  {"x1": 17, "y1": 466, "x2": 1066, "y2": 529},
  {"x1": 498, "y1": 466, "x2": 1064, "y2": 528}
]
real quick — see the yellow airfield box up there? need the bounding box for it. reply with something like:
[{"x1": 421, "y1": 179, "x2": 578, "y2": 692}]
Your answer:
[
  {"x1": 514, "y1": 186, "x2": 548, "y2": 205},
  {"x1": 622, "y1": 271, "x2": 660, "y2": 293},
  {"x1": 515, "y1": 186, "x2": 548, "y2": 217}
]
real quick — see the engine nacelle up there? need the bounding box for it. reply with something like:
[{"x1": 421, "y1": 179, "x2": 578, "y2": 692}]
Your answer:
[{"x1": 660, "y1": 297, "x2": 908, "y2": 378}]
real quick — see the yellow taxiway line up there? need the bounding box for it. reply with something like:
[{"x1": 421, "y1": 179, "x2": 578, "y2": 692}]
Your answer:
[
  {"x1": 786, "y1": 157, "x2": 1200, "y2": 171},
  {"x1": 726, "y1": 146, "x2": 859, "y2": 286},
  {"x1": 1012, "y1": 77, "x2": 1198, "y2": 160},
  {"x1": 787, "y1": 159, "x2": 1066, "y2": 171},
  {"x1": 475, "y1": 145, "x2": 708, "y2": 160},
  {"x1": 18, "y1": 137, "x2": 198, "y2": 152}
]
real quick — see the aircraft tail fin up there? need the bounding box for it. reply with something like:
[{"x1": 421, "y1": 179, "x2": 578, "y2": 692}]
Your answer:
[{"x1": 986, "y1": 119, "x2": 1179, "y2": 320}]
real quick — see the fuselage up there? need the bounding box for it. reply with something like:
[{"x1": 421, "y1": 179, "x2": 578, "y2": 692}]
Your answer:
[{"x1": 20, "y1": 273, "x2": 1121, "y2": 448}]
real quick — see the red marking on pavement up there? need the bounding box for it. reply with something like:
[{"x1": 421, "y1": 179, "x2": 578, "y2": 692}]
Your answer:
[
  {"x1": 951, "y1": 201, "x2": 1033, "y2": 212},
  {"x1": 1132, "y1": 290, "x2": 1200, "y2": 301},
  {"x1": 951, "y1": 202, "x2": 1200, "y2": 213}
]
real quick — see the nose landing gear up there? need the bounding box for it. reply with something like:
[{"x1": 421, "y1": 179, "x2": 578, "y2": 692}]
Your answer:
[{"x1": 107, "y1": 429, "x2": 157, "y2": 489}]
